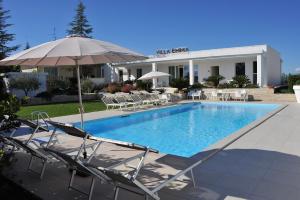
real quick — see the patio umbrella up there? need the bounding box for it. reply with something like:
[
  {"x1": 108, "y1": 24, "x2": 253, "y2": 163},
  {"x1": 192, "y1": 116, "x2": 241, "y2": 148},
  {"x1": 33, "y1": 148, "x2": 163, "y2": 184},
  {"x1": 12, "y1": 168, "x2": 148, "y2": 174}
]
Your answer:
[
  {"x1": 0, "y1": 35, "x2": 146, "y2": 128},
  {"x1": 138, "y1": 71, "x2": 170, "y2": 80},
  {"x1": 138, "y1": 71, "x2": 170, "y2": 89}
]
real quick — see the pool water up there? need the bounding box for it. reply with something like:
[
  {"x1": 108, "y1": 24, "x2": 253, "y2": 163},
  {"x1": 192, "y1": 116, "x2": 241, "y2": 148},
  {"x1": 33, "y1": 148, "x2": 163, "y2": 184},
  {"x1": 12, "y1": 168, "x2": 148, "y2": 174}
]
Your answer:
[{"x1": 78, "y1": 102, "x2": 279, "y2": 157}]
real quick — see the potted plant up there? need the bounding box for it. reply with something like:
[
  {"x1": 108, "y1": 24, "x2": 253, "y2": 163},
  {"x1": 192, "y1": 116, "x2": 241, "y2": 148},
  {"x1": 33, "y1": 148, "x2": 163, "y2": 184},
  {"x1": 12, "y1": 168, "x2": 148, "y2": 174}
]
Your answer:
[
  {"x1": 293, "y1": 80, "x2": 300, "y2": 103},
  {"x1": 204, "y1": 75, "x2": 225, "y2": 88}
]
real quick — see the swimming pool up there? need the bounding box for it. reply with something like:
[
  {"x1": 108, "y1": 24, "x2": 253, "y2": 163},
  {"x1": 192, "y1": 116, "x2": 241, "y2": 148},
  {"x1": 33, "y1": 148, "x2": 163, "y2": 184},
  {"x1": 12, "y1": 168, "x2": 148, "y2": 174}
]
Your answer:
[{"x1": 79, "y1": 102, "x2": 279, "y2": 157}]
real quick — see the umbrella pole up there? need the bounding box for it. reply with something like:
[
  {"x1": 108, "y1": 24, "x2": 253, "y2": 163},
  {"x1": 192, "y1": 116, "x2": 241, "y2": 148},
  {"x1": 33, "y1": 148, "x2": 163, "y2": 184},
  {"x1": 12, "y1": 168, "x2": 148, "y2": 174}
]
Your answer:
[{"x1": 75, "y1": 59, "x2": 84, "y2": 129}]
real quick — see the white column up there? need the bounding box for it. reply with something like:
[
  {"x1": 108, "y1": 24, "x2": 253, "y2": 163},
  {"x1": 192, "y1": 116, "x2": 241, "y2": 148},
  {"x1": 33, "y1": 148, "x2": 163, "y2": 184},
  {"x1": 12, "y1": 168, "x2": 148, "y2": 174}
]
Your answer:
[
  {"x1": 189, "y1": 60, "x2": 194, "y2": 85},
  {"x1": 108, "y1": 63, "x2": 116, "y2": 82},
  {"x1": 257, "y1": 54, "x2": 266, "y2": 87},
  {"x1": 123, "y1": 67, "x2": 129, "y2": 81},
  {"x1": 152, "y1": 63, "x2": 158, "y2": 88}
]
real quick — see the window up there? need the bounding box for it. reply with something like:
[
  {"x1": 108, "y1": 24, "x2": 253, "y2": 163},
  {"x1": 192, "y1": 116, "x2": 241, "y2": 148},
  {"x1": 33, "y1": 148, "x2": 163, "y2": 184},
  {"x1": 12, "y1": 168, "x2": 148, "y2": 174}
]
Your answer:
[
  {"x1": 119, "y1": 70, "x2": 123, "y2": 82},
  {"x1": 44, "y1": 67, "x2": 58, "y2": 78},
  {"x1": 183, "y1": 65, "x2": 189, "y2": 79},
  {"x1": 175, "y1": 66, "x2": 179, "y2": 78},
  {"x1": 136, "y1": 68, "x2": 142, "y2": 79},
  {"x1": 211, "y1": 66, "x2": 219, "y2": 76},
  {"x1": 101, "y1": 67, "x2": 105, "y2": 78},
  {"x1": 96, "y1": 65, "x2": 105, "y2": 78},
  {"x1": 168, "y1": 66, "x2": 175, "y2": 82},
  {"x1": 128, "y1": 69, "x2": 131, "y2": 80},
  {"x1": 81, "y1": 65, "x2": 95, "y2": 78},
  {"x1": 235, "y1": 62, "x2": 245, "y2": 76},
  {"x1": 194, "y1": 65, "x2": 199, "y2": 83},
  {"x1": 253, "y1": 61, "x2": 257, "y2": 84}
]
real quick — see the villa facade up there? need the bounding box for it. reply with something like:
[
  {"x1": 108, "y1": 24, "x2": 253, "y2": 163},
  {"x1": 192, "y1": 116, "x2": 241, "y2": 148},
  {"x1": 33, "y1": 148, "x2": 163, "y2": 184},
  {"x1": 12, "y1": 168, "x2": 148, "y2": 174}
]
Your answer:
[
  {"x1": 36, "y1": 64, "x2": 116, "y2": 85},
  {"x1": 117, "y1": 45, "x2": 282, "y2": 87},
  {"x1": 31, "y1": 45, "x2": 282, "y2": 88}
]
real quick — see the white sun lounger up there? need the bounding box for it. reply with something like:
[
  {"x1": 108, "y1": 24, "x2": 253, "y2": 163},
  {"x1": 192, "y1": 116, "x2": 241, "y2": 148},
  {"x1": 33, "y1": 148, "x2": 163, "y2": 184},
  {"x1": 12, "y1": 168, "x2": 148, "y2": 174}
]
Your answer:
[
  {"x1": 102, "y1": 96, "x2": 127, "y2": 110},
  {"x1": 113, "y1": 95, "x2": 139, "y2": 110},
  {"x1": 44, "y1": 141, "x2": 158, "y2": 200}
]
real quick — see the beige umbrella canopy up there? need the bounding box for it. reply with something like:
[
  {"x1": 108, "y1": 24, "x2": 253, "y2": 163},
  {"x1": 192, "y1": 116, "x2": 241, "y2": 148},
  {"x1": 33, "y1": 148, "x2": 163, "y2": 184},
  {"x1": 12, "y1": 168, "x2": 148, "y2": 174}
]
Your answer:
[
  {"x1": 0, "y1": 35, "x2": 146, "y2": 66},
  {"x1": 0, "y1": 35, "x2": 147, "y2": 128}
]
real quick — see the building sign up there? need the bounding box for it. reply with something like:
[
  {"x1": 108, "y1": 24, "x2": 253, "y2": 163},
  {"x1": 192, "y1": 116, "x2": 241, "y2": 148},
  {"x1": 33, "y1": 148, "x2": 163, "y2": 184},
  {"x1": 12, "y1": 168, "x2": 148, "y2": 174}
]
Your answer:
[{"x1": 156, "y1": 47, "x2": 189, "y2": 55}]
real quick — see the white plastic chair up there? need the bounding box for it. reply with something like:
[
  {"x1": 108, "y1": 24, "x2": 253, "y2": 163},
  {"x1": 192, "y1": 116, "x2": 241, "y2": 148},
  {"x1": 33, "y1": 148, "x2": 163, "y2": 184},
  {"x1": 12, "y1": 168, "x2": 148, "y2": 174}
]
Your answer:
[
  {"x1": 233, "y1": 90, "x2": 242, "y2": 101},
  {"x1": 187, "y1": 90, "x2": 195, "y2": 99},
  {"x1": 241, "y1": 89, "x2": 248, "y2": 101},
  {"x1": 211, "y1": 90, "x2": 218, "y2": 100}
]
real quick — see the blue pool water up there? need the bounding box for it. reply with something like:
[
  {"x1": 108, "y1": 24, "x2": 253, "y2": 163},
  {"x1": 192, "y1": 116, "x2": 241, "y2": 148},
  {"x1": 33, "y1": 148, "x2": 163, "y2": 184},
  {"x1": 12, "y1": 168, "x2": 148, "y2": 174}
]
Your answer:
[{"x1": 77, "y1": 102, "x2": 279, "y2": 157}]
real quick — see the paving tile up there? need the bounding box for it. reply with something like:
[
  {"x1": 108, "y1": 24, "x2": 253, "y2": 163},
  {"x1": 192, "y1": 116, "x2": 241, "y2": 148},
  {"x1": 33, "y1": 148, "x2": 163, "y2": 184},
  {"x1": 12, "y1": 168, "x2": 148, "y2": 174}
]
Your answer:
[
  {"x1": 270, "y1": 155, "x2": 300, "y2": 174},
  {"x1": 213, "y1": 173, "x2": 259, "y2": 194},
  {"x1": 252, "y1": 180, "x2": 300, "y2": 200},
  {"x1": 262, "y1": 169, "x2": 300, "y2": 189},
  {"x1": 281, "y1": 141, "x2": 300, "y2": 156}
]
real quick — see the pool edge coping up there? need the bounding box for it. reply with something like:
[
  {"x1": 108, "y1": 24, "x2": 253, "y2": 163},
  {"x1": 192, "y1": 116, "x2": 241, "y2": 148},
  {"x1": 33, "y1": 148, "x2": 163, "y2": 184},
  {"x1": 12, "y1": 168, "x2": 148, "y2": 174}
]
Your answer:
[{"x1": 197, "y1": 103, "x2": 288, "y2": 163}]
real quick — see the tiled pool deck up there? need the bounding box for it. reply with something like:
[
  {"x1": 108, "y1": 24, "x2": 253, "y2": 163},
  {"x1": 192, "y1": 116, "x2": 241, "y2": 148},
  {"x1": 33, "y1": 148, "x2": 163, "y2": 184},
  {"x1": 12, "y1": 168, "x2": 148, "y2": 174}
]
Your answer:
[{"x1": 2, "y1": 102, "x2": 300, "y2": 200}]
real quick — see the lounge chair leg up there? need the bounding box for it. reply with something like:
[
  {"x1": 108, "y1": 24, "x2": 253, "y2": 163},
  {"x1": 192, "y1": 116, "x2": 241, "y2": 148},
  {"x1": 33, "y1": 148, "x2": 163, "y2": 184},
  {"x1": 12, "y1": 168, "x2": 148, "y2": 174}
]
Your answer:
[
  {"x1": 114, "y1": 187, "x2": 120, "y2": 200},
  {"x1": 87, "y1": 142, "x2": 102, "y2": 163},
  {"x1": 69, "y1": 169, "x2": 76, "y2": 190},
  {"x1": 27, "y1": 155, "x2": 34, "y2": 171},
  {"x1": 190, "y1": 169, "x2": 196, "y2": 187},
  {"x1": 40, "y1": 160, "x2": 47, "y2": 179},
  {"x1": 88, "y1": 178, "x2": 95, "y2": 200}
]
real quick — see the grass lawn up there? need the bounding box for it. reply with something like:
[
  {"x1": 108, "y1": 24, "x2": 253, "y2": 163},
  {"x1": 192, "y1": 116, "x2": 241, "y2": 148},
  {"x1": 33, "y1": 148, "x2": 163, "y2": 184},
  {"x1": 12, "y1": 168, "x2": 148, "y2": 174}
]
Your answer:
[{"x1": 17, "y1": 101, "x2": 106, "y2": 119}]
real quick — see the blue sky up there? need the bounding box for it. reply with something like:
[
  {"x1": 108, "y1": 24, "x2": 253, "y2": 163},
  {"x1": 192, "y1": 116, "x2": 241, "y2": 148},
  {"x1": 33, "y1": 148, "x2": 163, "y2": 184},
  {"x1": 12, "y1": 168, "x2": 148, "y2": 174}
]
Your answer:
[{"x1": 3, "y1": 0, "x2": 300, "y2": 73}]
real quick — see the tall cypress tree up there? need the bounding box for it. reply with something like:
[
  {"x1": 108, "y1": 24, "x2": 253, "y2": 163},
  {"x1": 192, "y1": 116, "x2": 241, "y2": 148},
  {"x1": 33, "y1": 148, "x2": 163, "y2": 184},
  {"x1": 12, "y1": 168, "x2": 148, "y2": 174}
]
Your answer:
[
  {"x1": 67, "y1": 1, "x2": 93, "y2": 37},
  {"x1": 0, "y1": 0, "x2": 18, "y2": 60}
]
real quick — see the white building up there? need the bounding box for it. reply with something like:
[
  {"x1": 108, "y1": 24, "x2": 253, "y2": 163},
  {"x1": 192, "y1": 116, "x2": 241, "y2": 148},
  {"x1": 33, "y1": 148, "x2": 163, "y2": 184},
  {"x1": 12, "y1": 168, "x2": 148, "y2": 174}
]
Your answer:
[
  {"x1": 3, "y1": 72, "x2": 48, "y2": 97},
  {"x1": 117, "y1": 45, "x2": 282, "y2": 87}
]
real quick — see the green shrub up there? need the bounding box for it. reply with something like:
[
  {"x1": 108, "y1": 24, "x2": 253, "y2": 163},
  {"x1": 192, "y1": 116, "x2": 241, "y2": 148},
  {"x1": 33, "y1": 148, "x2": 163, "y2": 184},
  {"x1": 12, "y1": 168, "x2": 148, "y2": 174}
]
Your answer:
[
  {"x1": 169, "y1": 78, "x2": 189, "y2": 90},
  {"x1": 0, "y1": 77, "x2": 20, "y2": 131},
  {"x1": 295, "y1": 80, "x2": 300, "y2": 85},
  {"x1": 21, "y1": 96, "x2": 30, "y2": 105},
  {"x1": 65, "y1": 88, "x2": 79, "y2": 95},
  {"x1": 35, "y1": 91, "x2": 54, "y2": 101},
  {"x1": 287, "y1": 74, "x2": 300, "y2": 93},
  {"x1": 47, "y1": 78, "x2": 69, "y2": 93},
  {"x1": 136, "y1": 80, "x2": 152, "y2": 91},
  {"x1": 231, "y1": 75, "x2": 251, "y2": 88},
  {"x1": 81, "y1": 79, "x2": 94, "y2": 93},
  {"x1": 217, "y1": 83, "x2": 235, "y2": 89},
  {"x1": 9, "y1": 75, "x2": 40, "y2": 96},
  {"x1": 189, "y1": 83, "x2": 204, "y2": 90},
  {"x1": 204, "y1": 75, "x2": 225, "y2": 87},
  {"x1": 0, "y1": 95, "x2": 20, "y2": 121},
  {"x1": 244, "y1": 84, "x2": 259, "y2": 88}
]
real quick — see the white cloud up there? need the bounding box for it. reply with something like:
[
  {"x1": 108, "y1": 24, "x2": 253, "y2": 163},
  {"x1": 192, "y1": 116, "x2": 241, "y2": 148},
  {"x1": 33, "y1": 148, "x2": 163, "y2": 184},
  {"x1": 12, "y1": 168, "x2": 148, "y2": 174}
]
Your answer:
[{"x1": 295, "y1": 68, "x2": 300, "y2": 72}]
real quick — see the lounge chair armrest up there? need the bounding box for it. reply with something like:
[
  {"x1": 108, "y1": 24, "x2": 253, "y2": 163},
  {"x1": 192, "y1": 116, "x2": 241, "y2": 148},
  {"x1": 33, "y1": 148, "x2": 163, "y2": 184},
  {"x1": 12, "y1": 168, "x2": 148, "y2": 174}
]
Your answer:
[
  {"x1": 89, "y1": 136, "x2": 159, "y2": 153},
  {"x1": 129, "y1": 143, "x2": 159, "y2": 153}
]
